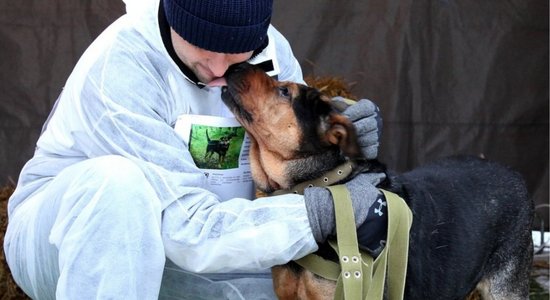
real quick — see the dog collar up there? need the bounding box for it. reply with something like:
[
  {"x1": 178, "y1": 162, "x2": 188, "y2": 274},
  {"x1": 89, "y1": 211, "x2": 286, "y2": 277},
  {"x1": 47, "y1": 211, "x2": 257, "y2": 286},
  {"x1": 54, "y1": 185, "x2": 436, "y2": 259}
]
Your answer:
[{"x1": 269, "y1": 160, "x2": 357, "y2": 196}]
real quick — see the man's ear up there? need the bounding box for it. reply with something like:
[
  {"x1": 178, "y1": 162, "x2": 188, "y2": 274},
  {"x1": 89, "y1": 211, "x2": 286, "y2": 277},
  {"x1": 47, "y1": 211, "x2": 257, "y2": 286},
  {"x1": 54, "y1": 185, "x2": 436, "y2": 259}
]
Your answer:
[{"x1": 324, "y1": 113, "x2": 363, "y2": 159}]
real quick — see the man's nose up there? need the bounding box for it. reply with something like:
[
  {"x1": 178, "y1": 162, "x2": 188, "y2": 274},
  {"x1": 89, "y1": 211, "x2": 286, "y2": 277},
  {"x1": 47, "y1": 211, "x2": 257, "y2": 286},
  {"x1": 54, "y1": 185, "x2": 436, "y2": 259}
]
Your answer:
[{"x1": 208, "y1": 54, "x2": 230, "y2": 77}]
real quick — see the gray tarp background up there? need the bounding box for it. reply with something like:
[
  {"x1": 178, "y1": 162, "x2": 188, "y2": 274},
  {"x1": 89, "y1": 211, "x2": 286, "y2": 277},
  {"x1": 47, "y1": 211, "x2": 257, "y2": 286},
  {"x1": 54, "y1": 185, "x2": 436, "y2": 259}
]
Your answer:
[{"x1": 1, "y1": 1, "x2": 548, "y2": 227}]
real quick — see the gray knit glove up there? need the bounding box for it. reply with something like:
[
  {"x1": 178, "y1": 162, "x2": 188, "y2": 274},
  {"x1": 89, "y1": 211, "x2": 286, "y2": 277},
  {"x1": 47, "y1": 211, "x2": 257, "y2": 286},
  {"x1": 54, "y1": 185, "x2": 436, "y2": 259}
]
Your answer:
[
  {"x1": 304, "y1": 172, "x2": 386, "y2": 245},
  {"x1": 335, "y1": 97, "x2": 382, "y2": 160}
]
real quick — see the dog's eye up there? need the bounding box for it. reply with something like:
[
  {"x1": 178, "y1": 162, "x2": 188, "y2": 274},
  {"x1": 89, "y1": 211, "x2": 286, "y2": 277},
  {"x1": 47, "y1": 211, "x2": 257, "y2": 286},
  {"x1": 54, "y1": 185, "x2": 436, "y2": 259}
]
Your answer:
[{"x1": 278, "y1": 87, "x2": 291, "y2": 99}]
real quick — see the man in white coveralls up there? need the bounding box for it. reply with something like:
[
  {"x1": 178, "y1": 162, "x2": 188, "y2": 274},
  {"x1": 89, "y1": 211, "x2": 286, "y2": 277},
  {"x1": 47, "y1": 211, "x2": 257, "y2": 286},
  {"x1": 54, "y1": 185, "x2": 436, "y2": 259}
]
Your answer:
[{"x1": 4, "y1": 0, "x2": 387, "y2": 298}]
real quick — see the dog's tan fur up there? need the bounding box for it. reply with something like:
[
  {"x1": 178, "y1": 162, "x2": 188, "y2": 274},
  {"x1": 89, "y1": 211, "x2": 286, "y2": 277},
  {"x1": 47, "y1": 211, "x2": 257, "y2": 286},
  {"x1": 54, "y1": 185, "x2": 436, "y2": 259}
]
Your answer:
[
  {"x1": 225, "y1": 67, "x2": 360, "y2": 193},
  {"x1": 272, "y1": 266, "x2": 336, "y2": 300},
  {"x1": 233, "y1": 73, "x2": 304, "y2": 191}
]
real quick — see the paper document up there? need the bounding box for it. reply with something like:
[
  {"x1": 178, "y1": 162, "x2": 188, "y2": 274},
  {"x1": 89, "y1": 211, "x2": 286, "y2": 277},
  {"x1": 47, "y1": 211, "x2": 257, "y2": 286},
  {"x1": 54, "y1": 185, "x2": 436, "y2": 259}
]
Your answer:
[{"x1": 175, "y1": 115, "x2": 255, "y2": 201}]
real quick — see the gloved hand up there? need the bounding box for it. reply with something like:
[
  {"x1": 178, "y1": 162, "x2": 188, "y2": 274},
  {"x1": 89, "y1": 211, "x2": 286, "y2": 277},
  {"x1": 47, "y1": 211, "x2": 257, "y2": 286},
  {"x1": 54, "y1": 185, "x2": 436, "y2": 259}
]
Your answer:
[
  {"x1": 334, "y1": 97, "x2": 382, "y2": 160},
  {"x1": 304, "y1": 171, "x2": 388, "y2": 255}
]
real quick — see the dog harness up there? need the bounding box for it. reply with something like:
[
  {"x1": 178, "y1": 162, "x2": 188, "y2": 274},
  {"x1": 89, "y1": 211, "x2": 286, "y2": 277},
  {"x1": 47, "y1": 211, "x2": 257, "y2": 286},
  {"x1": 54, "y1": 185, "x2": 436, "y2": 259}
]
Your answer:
[{"x1": 272, "y1": 163, "x2": 413, "y2": 300}]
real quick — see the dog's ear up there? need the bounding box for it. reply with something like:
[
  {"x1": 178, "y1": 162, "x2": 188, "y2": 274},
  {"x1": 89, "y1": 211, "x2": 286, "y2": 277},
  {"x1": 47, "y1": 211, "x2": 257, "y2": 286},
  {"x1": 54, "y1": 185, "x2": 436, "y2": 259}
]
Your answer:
[{"x1": 324, "y1": 113, "x2": 363, "y2": 159}]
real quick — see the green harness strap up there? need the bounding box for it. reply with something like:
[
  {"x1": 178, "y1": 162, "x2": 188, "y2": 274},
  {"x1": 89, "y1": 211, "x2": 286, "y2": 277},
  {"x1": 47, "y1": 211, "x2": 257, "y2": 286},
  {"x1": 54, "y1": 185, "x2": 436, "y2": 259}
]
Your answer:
[
  {"x1": 330, "y1": 185, "x2": 364, "y2": 299},
  {"x1": 295, "y1": 186, "x2": 413, "y2": 300}
]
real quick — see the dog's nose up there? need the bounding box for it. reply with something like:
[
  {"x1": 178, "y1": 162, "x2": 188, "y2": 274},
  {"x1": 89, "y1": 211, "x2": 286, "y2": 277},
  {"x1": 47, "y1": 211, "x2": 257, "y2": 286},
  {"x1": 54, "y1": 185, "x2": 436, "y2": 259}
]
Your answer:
[{"x1": 226, "y1": 62, "x2": 253, "y2": 76}]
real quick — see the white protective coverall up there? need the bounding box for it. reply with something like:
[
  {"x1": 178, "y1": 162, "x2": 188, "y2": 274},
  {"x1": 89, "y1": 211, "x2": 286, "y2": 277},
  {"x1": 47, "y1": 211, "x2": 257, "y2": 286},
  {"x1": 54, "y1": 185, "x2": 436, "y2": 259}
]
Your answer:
[{"x1": 3, "y1": 0, "x2": 318, "y2": 298}]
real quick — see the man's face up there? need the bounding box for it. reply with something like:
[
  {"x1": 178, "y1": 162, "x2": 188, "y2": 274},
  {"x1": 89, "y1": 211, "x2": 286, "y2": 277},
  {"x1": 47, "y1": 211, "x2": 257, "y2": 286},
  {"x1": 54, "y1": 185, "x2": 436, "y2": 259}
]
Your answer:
[{"x1": 170, "y1": 28, "x2": 254, "y2": 85}]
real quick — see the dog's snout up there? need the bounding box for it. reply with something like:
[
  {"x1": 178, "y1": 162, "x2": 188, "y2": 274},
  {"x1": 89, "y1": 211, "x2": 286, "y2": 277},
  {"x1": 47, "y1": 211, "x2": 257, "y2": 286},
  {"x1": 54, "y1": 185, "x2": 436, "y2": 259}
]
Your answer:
[
  {"x1": 226, "y1": 62, "x2": 250, "y2": 77},
  {"x1": 225, "y1": 62, "x2": 262, "y2": 79}
]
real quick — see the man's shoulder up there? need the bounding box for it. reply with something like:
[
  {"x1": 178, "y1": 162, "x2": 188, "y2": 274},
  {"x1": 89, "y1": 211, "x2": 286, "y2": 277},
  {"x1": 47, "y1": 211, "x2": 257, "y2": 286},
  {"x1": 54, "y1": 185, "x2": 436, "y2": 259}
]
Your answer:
[{"x1": 267, "y1": 25, "x2": 290, "y2": 45}]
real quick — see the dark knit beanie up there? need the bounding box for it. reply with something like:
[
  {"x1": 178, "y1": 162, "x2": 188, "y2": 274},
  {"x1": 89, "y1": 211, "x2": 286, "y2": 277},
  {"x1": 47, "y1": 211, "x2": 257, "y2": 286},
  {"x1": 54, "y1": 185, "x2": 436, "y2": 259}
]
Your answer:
[{"x1": 163, "y1": 0, "x2": 273, "y2": 54}]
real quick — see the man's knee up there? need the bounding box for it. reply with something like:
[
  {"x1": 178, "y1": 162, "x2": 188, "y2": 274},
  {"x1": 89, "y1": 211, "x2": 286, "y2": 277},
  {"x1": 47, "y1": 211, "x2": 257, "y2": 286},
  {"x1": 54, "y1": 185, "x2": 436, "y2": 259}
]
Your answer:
[
  {"x1": 46, "y1": 155, "x2": 163, "y2": 260},
  {"x1": 84, "y1": 155, "x2": 147, "y2": 186},
  {"x1": 67, "y1": 155, "x2": 160, "y2": 213}
]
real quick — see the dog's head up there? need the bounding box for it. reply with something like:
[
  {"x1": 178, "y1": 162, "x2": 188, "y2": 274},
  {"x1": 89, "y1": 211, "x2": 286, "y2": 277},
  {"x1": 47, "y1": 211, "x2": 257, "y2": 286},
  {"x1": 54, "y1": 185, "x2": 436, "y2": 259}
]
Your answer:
[{"x1": 221, "y1": 63, "x2": 363, "y2": 193}]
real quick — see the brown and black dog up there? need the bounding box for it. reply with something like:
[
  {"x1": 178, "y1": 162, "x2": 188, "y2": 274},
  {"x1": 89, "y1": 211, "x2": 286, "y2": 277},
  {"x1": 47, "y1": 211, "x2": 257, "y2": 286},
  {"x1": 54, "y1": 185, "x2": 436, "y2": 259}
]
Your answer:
[
  {"x1": 205, "y1": 129, "x2": 235, "y2": 166},
  {"x1": 221, "y1": 62, "x2": 534, "y2": 300}
]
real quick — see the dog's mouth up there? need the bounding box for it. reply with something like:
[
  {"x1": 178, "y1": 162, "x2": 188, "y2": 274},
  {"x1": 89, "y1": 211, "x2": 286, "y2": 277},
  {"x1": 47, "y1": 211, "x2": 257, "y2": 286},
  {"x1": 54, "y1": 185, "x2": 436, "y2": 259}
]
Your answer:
[
  {"x1": 221, "y1": 86, "x2": 253, "y2": 124},
  {"x1": 220, "y1": 64, "x2": 260, "y2": 125}
]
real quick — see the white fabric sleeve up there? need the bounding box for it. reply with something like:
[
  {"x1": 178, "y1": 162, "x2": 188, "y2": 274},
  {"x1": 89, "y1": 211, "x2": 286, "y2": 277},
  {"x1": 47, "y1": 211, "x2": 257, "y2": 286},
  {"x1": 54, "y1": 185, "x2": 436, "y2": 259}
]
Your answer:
[{"x1": 163, "y1": 192, "x2": 315, "y2": 272}]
